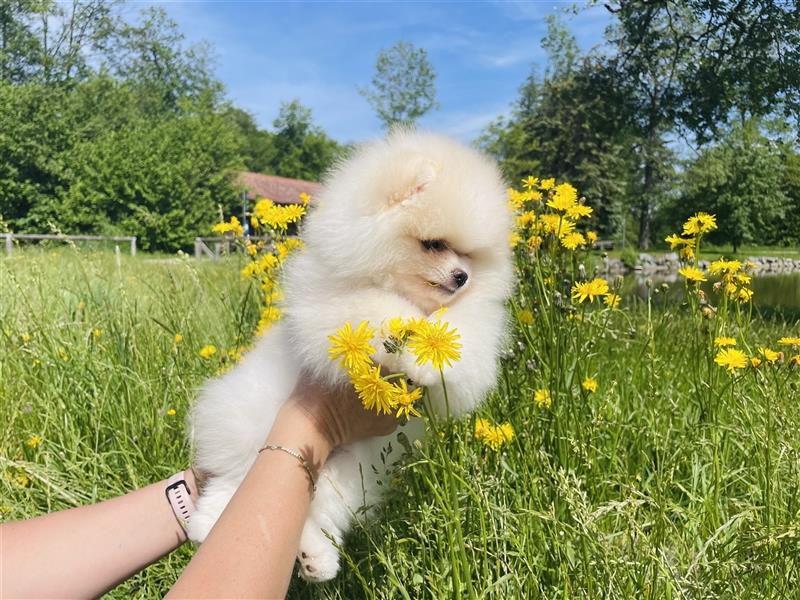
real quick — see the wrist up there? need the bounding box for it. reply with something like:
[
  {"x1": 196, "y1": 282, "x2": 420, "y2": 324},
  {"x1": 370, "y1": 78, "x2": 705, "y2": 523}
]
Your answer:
[{"x1": 267, "y1": 402, "x2": 334, "y2": 468}]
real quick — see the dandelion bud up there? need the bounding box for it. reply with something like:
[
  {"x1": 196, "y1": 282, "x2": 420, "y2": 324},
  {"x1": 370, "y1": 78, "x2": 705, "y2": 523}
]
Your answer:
[
  {"x1": 661, "y1": 283, "x2": 669, "y2": 291},
  {"x1": 578, "y1": 264, "x2": 586, "y2": 278},
  {"x1": 713, "y1": 282, "x2": 722, "y2": 291},
  {"x1": 645, "y1": 278, "x2": 653, "y2": 288},
  {"x1": 614, "y1": 275, "x2": 624, "y2": 288},
  {"x1": 701, "y1": 306, "x2": 714, "y2": 319}
]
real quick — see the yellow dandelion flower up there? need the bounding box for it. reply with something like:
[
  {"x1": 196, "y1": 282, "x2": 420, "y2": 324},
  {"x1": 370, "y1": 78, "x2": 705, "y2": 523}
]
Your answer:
[
  {"x1": 527, "y1": 235, "x2": 543, "y2": 251},
  {"x1": 198, "y1": 345, "x2": 217, "y2": 359},
  {"x1": 582, "y1": 377, "x2": 598, "y2": 393},
  {"x1": 534, "y1": 388, "x2": 552, "y2": 409},
  {"x1": 759, "y1": 347, "x2": 780, "y2": 363},
  {"x1": 714, "y1": 347, "x2": 748, "y2": 373},
  {"x1": 407, "y1": 320, "x2": 462, "y2": 371},
  {"x1": 299, "y1": 192, "x2": 312, "y2": 205},
  {"x1": 21, "y1": 332, "x2": 31, "y2": 344},
  {"x1": 571, "y1": 278, "x2": 609, "y2": 303},
  {"x1": 509, "y1": 231, "x2": 522, "y2": 248},
  {"x1": 679, "y1": 266, "x2": 706, "y2": 282},
  {"x1": 665, "y1": 234, "x2": 694, "y2": 249},
  {"x1": 789, "y1": 354, "x2": 800, "y2": 367},
  {"x1": 499, "y1": 422, "x2": 514, "y2": 443},
  {"x1": 328, "y1": 321, "x2": 376, "y2": 372},
  {"x1": 682, "y1": 212, "x2": 717, "y2": 236},
  {"x1": 750, "y1": 357, "x2": 762, "y2": 368},
  {"x1": 245, "y1": 241, "x2": 258, "y2": 257},
  {"x1": 714, "y1": 337, "x2": 737, "y2": 347},
  {"x1": 352, "y1": 364, "x2": 399, "y2": 415},
  {"x1": 253, "y1": 199, "x2": 306, "y2": 231},
  {"x1": 507, "y1": 188, "x2": 525, "y2": 211},
  {"x1": 604, "y1": 293, "x2": 621, "y2": 309},
  {"x1": 166, "y1": 408, "x2": 177, "y2": 417},
  {"x1": 521, "y1": 189, "x2": 543, "y2": 202},
  {"x1": 540, "y1": 178, "x2": 555, "y2": 190},
  {"x1": 547, "y1": 183, "x2": 578, "y2": 212},
  {"x1": 211, "y1": 216, "x2": 244, "y2": 237},
  {"x1": 26, "y1": 434, "x2": 42, "y2": 449},
  {"x1": 174, "y1": 333, "x2": 183, "y2": 345},
  {"x1": 586, "y1": 231, "x2": 598, "y2": 244},
  {"x1": 560, "y1": 231, "x2": 586, "y2": 250},
  {"x1": 394, "y1": 379, "x2": 423, "y2": 419},
  {"x1": 92, "y1": 328, "x2": 102, "y2": 340},
  {"x1": 680, "y1": 246, "x2": 695, "y2": 261},
  {"x1": 14, "y1": 471, "x2": 30, "y2": 488},
  {"x1": 709, "y1": 259, "x2": 742, "y2": 276},
  {"x1": 474, "y1": 417, "x2": 491, "y2": 440},
  {"x1": 516, "y1": 211, "x2": 536, "y2": 229},
  {"x1": 566, "y1": 203, "x2": 592, "y2": 219},
  {"x1": 517, "y1": 309, "x2": 534, "y2": 325},
  {"x1": 521, "y1": 175, "x2": 538, "y2": 189},
  {"x1": 778, "y1": 336, "x2": 800, "y2": 347}
]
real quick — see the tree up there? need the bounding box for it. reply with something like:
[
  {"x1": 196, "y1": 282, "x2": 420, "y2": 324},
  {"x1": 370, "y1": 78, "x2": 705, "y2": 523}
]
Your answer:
[
  {"x1": 479, "y1": 16, "x2": 641, "y2": 238},
  {"x1": 0, "y1": 0, "x2": 40, "y2": 83},
  {"x1": 360, "y1": 41, "x2": 437, "y2": 129},
  {"x1": 267, "y1": 100, "x2": 342, "y2": 181},
  {"x1": 604, "y1": 0, "x2": 800, "y2": 248},
  {"x1": 223, "y1": 107, "x2": 276, "y2": 173},
  {"x1": 677, "y1": 120, "x2": 788, "y2": 253},
  {"x1": 110, "y1": 5, "x2": 220, "y2": 113}
]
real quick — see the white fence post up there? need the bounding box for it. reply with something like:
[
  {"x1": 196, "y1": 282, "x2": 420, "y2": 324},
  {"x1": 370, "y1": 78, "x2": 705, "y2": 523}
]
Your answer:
[
  {"x1": 4, "y1": 233, "x2": 11, "y2": 256},
  {"x1": 130, "y1": 237, "x2": 137, "y2": 256}
]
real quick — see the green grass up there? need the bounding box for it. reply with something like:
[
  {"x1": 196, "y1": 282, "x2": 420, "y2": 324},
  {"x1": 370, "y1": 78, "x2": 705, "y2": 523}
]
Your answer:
[{"x1": 2, "y1": 248, "x2": 800, "y2": 598}]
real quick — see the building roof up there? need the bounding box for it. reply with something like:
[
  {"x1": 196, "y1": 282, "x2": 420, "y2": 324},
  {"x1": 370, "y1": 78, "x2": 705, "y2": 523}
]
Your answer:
[{"x1": 235, "y1": 172, "x2": 322, "y2": 205}]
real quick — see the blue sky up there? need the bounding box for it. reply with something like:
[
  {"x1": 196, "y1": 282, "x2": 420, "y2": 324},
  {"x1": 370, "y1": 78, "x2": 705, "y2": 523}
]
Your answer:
[{"x1": 130, "y1": 1, "x2": 611, "y2": 144}]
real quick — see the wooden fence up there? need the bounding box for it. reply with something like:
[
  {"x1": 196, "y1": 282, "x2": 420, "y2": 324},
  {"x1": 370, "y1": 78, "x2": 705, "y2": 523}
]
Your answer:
[
  {"x1": 3, "y1": 233, "x2": 137, "y2": 256},
  {"x1": 194, "y1": 236, "x2": 270, "y2": 258}
]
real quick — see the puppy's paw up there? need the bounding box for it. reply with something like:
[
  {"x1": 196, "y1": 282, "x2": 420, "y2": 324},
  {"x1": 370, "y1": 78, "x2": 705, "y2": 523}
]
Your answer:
[
  {"x1": 297, "y1": 525, "x2": 341, "y2": 582},
  {"x1": 399, "y1": 352, "x2": 439, "y2": 388}
]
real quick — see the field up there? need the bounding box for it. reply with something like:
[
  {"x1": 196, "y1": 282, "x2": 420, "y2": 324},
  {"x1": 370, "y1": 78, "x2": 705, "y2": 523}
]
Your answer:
[{"x1": 2, "y1": 242, "x2": 800, "y2": 599}]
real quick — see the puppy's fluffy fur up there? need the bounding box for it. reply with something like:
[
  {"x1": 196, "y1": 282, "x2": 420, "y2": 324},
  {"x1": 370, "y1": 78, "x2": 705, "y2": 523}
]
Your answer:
[{"x1": 187, "y1": 130, "x2": 514, "y2": 581}]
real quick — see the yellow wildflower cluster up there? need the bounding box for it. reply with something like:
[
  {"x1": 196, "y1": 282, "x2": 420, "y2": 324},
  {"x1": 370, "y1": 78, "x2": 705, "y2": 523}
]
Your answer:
[
  {"x1": 212, "y1": 216, "x2": 244, "y2": 237},
  {"x1": 213, "y1": 194, "x2": 309, "y2": 337},
  {"x1": 328, "y1": 316, "x2": 461, "y2": 418},
  {"x1": 667, "y1": 214, "x2": 754, "y2": 304},
  {"x1": 474, "y1": 417, "x2": 514, "y2": 451},
  {"x1": 252, "y1": 199, "x2": 306, "y2": 231},
  {"x1": 714, "y1": 338, "x2": 798, "y2": 375},
  {"x1": 507, "y1": 177, "x2": 597, "y2": 252}
]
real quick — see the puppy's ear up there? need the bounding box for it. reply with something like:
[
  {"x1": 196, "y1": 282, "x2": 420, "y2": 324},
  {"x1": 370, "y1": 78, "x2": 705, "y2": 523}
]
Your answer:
[{"x1": 387, "y1": 157, "x2": 441, "y2": 208}]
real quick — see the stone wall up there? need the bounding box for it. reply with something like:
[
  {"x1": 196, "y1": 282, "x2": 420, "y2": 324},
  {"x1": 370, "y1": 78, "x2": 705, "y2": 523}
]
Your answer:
[{"x1": 598, "y1": 253, "x2": 800, "y2": 276}]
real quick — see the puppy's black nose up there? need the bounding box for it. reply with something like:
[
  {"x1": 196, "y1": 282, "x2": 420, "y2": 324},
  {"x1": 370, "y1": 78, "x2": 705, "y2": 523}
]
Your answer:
[{"x1": 452, "y1": 269, "x2": 469, "y2": 288}]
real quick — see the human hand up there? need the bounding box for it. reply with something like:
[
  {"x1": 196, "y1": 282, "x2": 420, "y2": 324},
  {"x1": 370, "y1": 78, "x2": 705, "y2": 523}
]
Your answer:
[{"x1": 282, "y1": 374, "x2": 399, "y2": 450}]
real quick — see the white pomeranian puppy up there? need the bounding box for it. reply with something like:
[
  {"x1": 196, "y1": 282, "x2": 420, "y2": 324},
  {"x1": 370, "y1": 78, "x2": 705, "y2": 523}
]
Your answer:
[{"x1": 187, "y1": 129, "x2": 514, "y2": 581}]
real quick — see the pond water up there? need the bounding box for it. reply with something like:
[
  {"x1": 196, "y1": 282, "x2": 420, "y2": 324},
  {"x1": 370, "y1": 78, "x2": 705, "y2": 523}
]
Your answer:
[{"x1": 622, "y1": 271, "x2": 800, "y2": 321}]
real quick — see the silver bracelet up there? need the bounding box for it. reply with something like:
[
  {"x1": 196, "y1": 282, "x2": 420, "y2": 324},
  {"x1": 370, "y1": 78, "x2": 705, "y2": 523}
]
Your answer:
[{"x1": 258, "y1": 444, "x2": 317, "y2": 493}]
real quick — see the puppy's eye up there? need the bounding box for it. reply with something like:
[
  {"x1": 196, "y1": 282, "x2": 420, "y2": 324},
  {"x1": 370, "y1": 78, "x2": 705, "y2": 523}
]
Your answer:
[{"x1": 421, "y1": 239, "x2": 447, "y2": 252}]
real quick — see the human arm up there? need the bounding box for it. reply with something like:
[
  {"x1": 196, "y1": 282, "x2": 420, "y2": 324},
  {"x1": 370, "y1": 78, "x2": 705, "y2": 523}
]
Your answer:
[
  {"x1": 0, "y1": 469, "x2": 198, "y2": 599},
  {"x1": 166, "y1": 377, "x2": 396, "y2": 599}
]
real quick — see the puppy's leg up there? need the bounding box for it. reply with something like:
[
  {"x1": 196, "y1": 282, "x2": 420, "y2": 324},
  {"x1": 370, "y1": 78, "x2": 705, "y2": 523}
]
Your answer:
[
  {"x1": 187, "y1": 474, "x2": 241, "y2": 543},
  {"x1": 297, "y1": 422, "x2": 423, "y2": 582}
]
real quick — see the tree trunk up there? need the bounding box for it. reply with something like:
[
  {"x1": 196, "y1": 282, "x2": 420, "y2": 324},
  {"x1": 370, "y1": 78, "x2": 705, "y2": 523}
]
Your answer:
[{"x1": 638, "y1": 155, "x2": 653, "y2": 250}]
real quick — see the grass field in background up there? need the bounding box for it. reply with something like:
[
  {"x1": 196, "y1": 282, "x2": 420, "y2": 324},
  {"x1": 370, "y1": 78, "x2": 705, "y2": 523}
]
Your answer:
[{"x1": 2, "y1": 248, "x2": 800, "y2": 598}]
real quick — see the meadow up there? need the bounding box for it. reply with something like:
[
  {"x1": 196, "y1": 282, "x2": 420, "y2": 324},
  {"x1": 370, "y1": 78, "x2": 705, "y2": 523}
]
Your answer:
[{"x1": 2, "y1": 204, "x2": 800, "y2": 598}]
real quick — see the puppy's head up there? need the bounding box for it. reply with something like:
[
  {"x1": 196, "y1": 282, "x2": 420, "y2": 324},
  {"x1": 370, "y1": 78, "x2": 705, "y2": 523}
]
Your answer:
[{"x1": 302, "y1": 130, "x2": 514, "y2": 314}]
